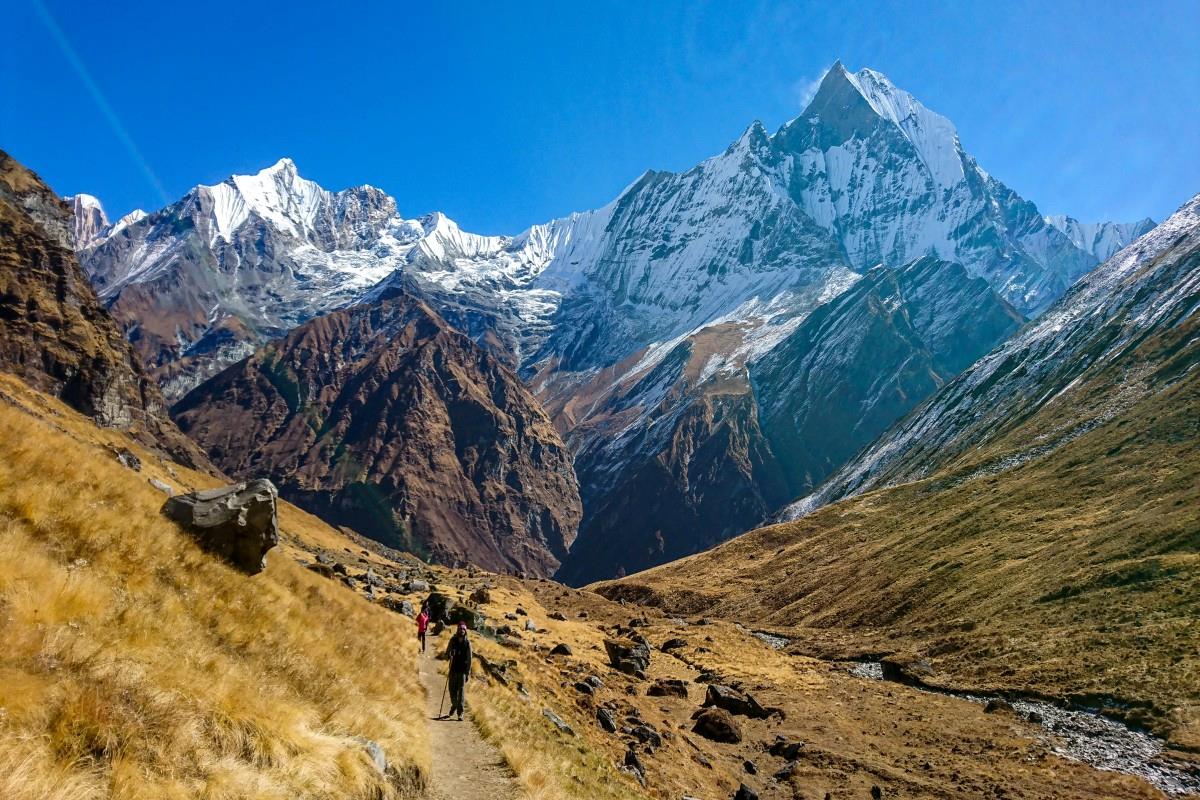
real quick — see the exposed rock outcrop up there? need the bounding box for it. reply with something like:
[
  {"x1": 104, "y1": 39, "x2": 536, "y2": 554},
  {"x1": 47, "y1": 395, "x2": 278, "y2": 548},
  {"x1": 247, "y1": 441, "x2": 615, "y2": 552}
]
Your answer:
[
  {"x1": 161, "y1": 479, "x2": 280, "y2": 573},
  {"x1": 172, "y1": 284, "x2": 581, "y2": 576},
  {"x1": 604, "y1": 638, "x2": 651, "y2": 676},
  {"x1": 0, "y1": 150, "x2": 210, "y2": 468}
]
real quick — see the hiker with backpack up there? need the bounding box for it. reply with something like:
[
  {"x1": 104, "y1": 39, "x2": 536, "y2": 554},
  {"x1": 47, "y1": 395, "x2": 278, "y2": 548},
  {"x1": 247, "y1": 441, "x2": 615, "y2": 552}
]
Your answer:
[
  {"x1": 444, "y1": 621, "x2": 473, "y2": 720},
  {"x1": 416, "y1": 604, "x2": 430, "y2": 653}
]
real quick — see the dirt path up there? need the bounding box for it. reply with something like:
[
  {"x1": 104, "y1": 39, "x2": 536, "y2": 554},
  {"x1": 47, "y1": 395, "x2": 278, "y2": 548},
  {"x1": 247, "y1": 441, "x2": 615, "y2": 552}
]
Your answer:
[{"x1": 417, "y1": 639, "x2": 518, "y2": 800}]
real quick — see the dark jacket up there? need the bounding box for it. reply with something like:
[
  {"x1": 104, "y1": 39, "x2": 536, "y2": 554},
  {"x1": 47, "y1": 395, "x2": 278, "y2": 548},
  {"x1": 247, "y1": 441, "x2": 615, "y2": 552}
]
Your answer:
[{"x1": 446, "y1": 632, "x2": 472, "y2": 676}]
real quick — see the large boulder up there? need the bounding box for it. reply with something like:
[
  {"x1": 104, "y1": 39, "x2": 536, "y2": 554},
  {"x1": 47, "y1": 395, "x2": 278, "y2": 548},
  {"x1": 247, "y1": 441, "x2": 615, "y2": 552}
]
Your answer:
[
  {"x1": 161, "y1": 479, "x2": 279, "y2": 573},
  {"x1": 604, "y1": 638, "x2": 651, "y2": 677},
  {"x1": 692, "y1": 707, "x2": 742, "y2": 743},
  {"x1": 703, "y1": 684, "x2": 770, "y2": 719}
]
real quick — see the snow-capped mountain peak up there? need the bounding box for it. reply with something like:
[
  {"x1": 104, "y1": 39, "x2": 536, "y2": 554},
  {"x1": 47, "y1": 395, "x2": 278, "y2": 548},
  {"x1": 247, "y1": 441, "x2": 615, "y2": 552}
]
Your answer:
[
  {"x1": 801, "y1": 62, "x2": 965, "y2": 187},
  {"x1": 67, "y1": 193, "x2": 110, "y2": 247},
  {"x1": 197, "y1": 157, "x2": 327, "y2": 243}
]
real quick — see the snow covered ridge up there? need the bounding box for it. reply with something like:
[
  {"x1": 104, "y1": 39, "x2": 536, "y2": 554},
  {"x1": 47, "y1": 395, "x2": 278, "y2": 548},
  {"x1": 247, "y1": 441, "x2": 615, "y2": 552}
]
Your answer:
[
  {"x1": 74, "y1": 60, "x2": 1144, "y2": 404},
  {"x1": 1045, "y1": 214, "x2": 1156, "y2": 262},
  {"x1": 786, "y1": 192, "x2": 1200, "y2": 519}
]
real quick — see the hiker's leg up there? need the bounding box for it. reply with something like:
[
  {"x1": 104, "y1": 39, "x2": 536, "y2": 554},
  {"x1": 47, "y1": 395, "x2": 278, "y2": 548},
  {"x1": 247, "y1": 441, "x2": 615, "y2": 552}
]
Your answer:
[{"x1": 449, "y1": 672, "x2": 464, "y2": 715}]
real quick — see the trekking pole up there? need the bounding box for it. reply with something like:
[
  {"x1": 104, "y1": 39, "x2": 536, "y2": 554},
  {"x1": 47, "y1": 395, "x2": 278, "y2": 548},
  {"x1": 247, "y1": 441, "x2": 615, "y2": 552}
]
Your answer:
[{"x1": 439, "y1": 675, "x2": 448, "y2": 718}]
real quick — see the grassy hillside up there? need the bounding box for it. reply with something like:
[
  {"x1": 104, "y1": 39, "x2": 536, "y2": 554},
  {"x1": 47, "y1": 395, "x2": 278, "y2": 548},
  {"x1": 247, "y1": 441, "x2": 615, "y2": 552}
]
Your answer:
[
  {"x1": 1, "y1": 370, "x2": 1178, "y2": 798},
  {"x1": 0, "y1": 374, "x2": 429, "y2": 799},
  {"x1": 595, "y1": 320, "x2": 1200, "y2": 752}
]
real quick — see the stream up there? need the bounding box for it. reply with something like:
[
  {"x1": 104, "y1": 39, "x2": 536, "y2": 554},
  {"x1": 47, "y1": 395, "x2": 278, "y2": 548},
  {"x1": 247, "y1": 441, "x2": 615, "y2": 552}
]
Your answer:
[
  {"x1": 849, "y1": 661, "x2": 1200, "y2": 797},
  {"x1": 735, "y1": 625, "x2": 1199, "y2": 795}
]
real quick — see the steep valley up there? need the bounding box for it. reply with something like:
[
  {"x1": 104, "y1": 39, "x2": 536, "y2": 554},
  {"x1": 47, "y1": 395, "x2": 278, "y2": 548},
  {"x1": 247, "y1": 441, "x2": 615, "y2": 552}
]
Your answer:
[
  {"x1": 70, "y1": 63, "x2": 1140, "y2": 578},
  {"x1": 594, "y1": 195, "x2": 1200, "y2": 760},
  {"x1": 170, "y1": 281, "x2": 581, "y2": 576}
]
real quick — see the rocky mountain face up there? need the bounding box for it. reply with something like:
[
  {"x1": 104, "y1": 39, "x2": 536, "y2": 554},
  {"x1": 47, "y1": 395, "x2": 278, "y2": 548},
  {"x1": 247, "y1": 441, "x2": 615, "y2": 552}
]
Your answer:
[
  {"x1": 76, "y1": 63, "x2": 1132, "y2": 579},
  {"x1": 751, "y1": 256, "x2": 1025, "y2": 499},
  {"x1": 171, "y1": 282, "x2": 582, "y2": 576},
  {"x1": 792, "y1": 192, "x2": 1200, "y2": 517},
  {"x1": 1045, "y1": 214, "x2": 1156, "y2": 262},
  {"x1": 553, "y1": 257, "x2": 1023, "y2": 583},
  {"x1": 0, "y1": 150, "x2": 209, "y2": 467}
]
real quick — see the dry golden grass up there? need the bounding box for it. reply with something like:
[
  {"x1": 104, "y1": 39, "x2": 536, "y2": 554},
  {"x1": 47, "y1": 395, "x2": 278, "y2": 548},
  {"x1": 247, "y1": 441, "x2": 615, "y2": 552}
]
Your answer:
[
  {"x1": 412, "y1": 579, "x2": 648, "y2": 800},
  {"x1": 0, "y1": 381, "x2": 430, "y2": 799},
  {"x1": 468, "y1": 640, "x2": 646, "y2": 800}
]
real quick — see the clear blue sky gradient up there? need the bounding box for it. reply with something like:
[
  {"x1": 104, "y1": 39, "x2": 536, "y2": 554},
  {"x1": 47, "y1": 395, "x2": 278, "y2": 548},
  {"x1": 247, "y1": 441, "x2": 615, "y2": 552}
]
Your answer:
[{"x1": 3, "y1": 1, "x2": 1197, "y2": 234}]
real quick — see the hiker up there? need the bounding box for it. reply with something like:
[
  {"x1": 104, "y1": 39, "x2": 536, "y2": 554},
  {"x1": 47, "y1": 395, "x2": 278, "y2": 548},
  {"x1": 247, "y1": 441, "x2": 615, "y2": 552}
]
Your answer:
[
  {"x1": 445, "y1": 621, "x2": 473, "y2": 720},
  {"x1": 416, "y1": 605, "x2": 430, "y2": 653}
]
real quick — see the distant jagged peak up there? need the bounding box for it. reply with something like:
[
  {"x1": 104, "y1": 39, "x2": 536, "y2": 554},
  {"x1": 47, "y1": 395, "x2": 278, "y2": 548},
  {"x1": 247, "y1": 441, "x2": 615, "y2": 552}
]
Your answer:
[
  {"x1": 1043, "y1": 213, "x2": 1157, "y2": 261},
  {"x1": 794, "y1": 61, "x2": 966, "y2": 187},
  {"x1": 66, "y1": 193, "x2": 110, "y2": 248}
]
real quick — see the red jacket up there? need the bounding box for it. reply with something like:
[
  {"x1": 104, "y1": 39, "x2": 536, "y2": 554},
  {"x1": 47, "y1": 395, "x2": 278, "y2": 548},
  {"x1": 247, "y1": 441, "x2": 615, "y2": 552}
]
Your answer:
[{"x1": 416, "y1": 611, "x2": 429, "y2": 634}]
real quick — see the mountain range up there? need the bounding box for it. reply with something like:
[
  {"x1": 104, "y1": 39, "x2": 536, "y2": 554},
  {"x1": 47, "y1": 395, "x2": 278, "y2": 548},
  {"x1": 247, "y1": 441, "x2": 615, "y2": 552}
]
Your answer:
[{"x1": 72, "y1": 62, "x2": 1159, "y2": 580}]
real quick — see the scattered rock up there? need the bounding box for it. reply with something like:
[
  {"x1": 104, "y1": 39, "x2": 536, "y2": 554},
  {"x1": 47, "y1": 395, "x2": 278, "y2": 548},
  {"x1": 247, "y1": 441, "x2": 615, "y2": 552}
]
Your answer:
[
  {"x1": 316, "y1": 551, "x2": 336, "y2": 565},
  {"x1": 477, "y1": 653, "x2": 515, "y2": 687},
  {"x1": 549, "y1": 642, "x2": 573, "y2": 656},
  {"x1": 733, "y1": 783, "x2": 759, "y2": 800},
  {"x1": 703, "y1": 684, "x2": 770, "y2": 719},
  {"x1": 985, "y1": 699, "x2": 1015, "y2": 714},
  {"x1": 630, "y1": 724, "x2": 662, "y2": 748},
  {"x1": 549, "y1": 611, "x2": 567, "y2": 621},
  {"x1": 1027, "y1": 711, "x2": 1044, "y2": 724},
  {"x1": 332, "y1": 562, "x2": 348, "y2": 575},
  {"x1": 504, "y1": 612, "x2": 519, "y2": 621},
  {"x1": 351, "y1": 736, "x2": 388, "y2": 773},
  {"x1": 773, "y1": 761, "x2": 797, "y2": 781},
  {"x1": 524, "y1": 618, "x2": 537, "y2": 631},
  {"x1": 149, "y1": 477, "x2": 174, "y2": 496},
  {"x1": 597, "y1": 707, "x2": 618, "y2": 732},
  {"x1": 584, "y1": 675, "x2": 603, "y2": 689},
  {"x1": 381, "y1": 597, "x2": 415, "y2": 616},
  {"x1": 160, "y1": 479, "x2": 278, "y2": 573},
  {"x1": 660, "y1": 637, "x2": 688, "y2": 652},
  {"x1": 871, "y1": 786, "x2": 883, "y2": 799},
  {"x1": 743, "y1": 759, "x2": 757, "y2": 774},
  {"x1": 468, "y1": 586, "x2": 491, "y2": 604},
  {"x1": 574, "y1": 681, "x2": 594, "y2": 695},
  {"x1": 578, "y1": 611, "x2": 589, "y2": 619},
  {"x1": 112, "y1": 447, "x2": 141, "y2": 471},
  {"x1": 624, "y1": 747, "x2": 644, "y2": 777},
  {"x1": 647, "y1": 678, "x2": 689, "y2": 699},
  {"x1": 515, "y1": 607, "x2": 528, "y2": 616},
  {"x1": 768, "y1": 736, "x2": 804, "y2": 760},
  {"x1": 362, "y1": 568, "x2": 384, "y2": 587},
  {"x1": 604, "y1": 638, "x2": 651, "y2": 676},
  {"x1": 406, "y1": 579, "x2": 429, "y2": 592},
  {"x1": 692, "y1": 707, "x2": 742, "y2": 743},
  {"x1": 306, "y1": 562, "x2": 335, "y2": 579},
  {"x1": 542, "y1": 708, "x2": 575, "y2": 735}
]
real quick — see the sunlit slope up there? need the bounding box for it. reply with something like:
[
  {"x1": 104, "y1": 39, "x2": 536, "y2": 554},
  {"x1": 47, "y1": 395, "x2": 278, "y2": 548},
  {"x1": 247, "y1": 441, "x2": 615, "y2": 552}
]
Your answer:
[
  {"x1": 595, "y1": 317, "x2": 1200, "y2": 749},
  {"x1": 0, "y1": 374, "x2": 429, "y2": 799}
]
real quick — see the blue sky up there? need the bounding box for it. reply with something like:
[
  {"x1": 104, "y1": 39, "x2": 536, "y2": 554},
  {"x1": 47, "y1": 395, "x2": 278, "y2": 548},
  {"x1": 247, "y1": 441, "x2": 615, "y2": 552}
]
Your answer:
[{"x1": 3, "y1": 1, "x2": 1197, "y2": 233}]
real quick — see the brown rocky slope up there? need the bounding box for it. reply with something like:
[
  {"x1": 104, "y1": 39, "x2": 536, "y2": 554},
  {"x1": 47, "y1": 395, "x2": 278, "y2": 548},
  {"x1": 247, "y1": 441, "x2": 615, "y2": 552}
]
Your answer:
[
  {"x1": 172, "y1": 283, "x2": 581, "y2": 576},
  {"x1": 0, "y1": 149, "x2": 209, "y2": 468}
]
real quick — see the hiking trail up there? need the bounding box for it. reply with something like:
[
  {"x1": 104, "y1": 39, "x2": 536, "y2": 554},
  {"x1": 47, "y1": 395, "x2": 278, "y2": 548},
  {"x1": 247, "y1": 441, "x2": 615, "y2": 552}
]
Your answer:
[{"x1": 418, "y1": 640, "x2": 518, "y2": 800}]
